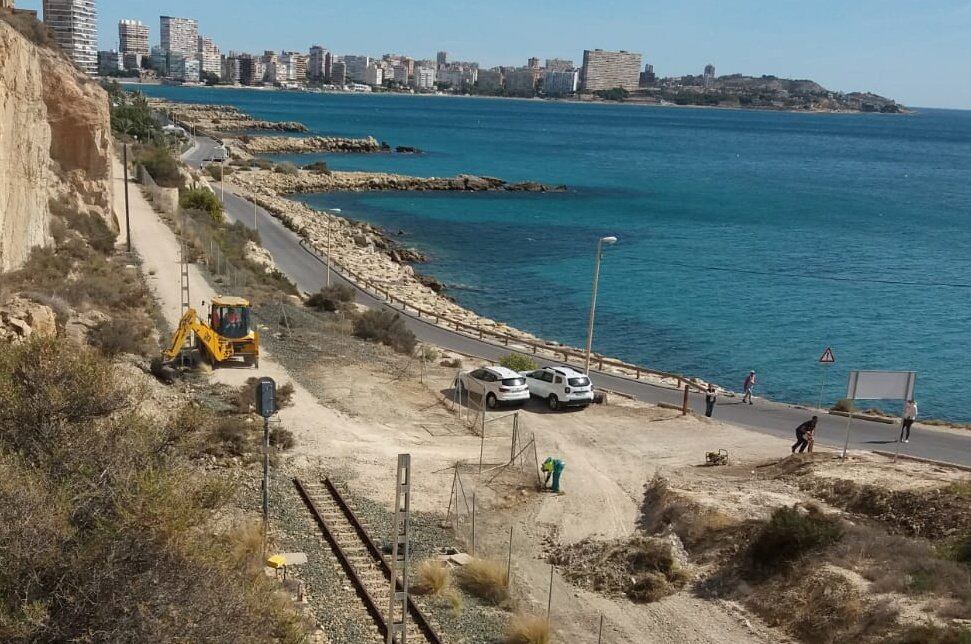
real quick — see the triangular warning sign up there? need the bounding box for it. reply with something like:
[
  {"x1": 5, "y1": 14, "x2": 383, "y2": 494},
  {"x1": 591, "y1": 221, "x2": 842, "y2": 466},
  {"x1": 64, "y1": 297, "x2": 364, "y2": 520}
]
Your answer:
[{"x1": 819, "y1": 347, "x2": 836, "y2": 364}]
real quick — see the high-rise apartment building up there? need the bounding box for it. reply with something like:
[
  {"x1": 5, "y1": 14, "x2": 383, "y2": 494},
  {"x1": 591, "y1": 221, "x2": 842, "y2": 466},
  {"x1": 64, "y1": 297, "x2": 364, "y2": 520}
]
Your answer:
[
  {"x1": 545, "y1": 58, "x2": 574, "y2": 72},
  {"x1": 436, "y1": 51, "x2": 447, "y2": 68},
  {"x1": 475, "y1": 69, "x2": 502, "y2": 92},
  {"x1": 543, "y1": 69, "x2": 579, "y2": 96},
  {"x1": 43, "y1": 0, "x2": 98, "y2": 75},
  {"x1": 330, "y1": 60, "x2": 347, "y2": 86},
  {"x1": 703, "y1": 63, "x2": 715, "y2": 88},
  {"x1": 579, "y1": 49, "x2": 641, "y2": 92},
  {"x1": 639, "y1": 63, "x2": 657, "y2": 87},
  {"x1": 221, "y1": 55, "x2": 240, "y2": 84},
  {"x1": 309, "y1": 45, "x2": 331, "y2": 82},
  {"x1": 196, "y1": 36, "x2": 220, "y2": 76},
  {"x1": 527, "y1": 57, "x2": 540, "y2": 69},
  {"x1": 504, "y1": 68, "x2": 537, "y2": 96},
  {"x1": 118, "y1": 19, "x2": 149, "y2": 56},
  {"x1": 160, "y1": 15, "x2": 197, "y2": 55},
  {"x1": 282, "y1": 52, "x2": 307, "y2": 81},
  {"x1": 97, "y1": 49, "x2": 122, "y2": 75},
  {"x1": 343, "y1": 55, "x2": 370, "y2": 82},
  {"x1": 413, "y1": 65, "x2": 436, "y2": 90}
]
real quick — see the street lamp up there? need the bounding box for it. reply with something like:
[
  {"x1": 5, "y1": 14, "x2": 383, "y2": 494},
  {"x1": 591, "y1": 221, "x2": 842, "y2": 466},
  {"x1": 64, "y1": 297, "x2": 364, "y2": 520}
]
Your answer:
[
  {"x1": 583, "y1": 235, "x2": 618, "y2": 374},
  {"x1": 326, "y1": 208, "x2": 342, "y2": 286}
]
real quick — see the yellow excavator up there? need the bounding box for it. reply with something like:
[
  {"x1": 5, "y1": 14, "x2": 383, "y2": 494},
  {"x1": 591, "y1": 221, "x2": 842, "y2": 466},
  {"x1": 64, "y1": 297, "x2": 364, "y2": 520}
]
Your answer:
[{"x1": 163, "y1": 296, "x2": 260, "y2": 368}]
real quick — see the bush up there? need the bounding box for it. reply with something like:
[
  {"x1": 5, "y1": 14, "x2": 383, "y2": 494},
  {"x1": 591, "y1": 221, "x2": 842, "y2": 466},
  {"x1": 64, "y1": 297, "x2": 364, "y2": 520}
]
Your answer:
[
  {"x1": 89, "y1": 312, "x2": 154, "y2": 358},
  {"x1": 353, "y1": 309, "x2": 417, "y2": 354},
  {"x1": 951, "y1": 533, "x2": 971, "y2": 563},
  {"x1": 212, "y1": 418, "x2": 252, "y2": 457},
  {"x1": 499, "y1": 353, "x2": 538, "y2": 373},
  {"x1": 306, "y1": 284, "x2": 356, "y2": 312},
  {"x1": 747, "y1": 506, "x2": 843, "y2": 577},
  {"x1": 180, "y1": 187, "x2": 224, "y2": 224},
  {"x1": 413, "y1": 559, "x2": 451, "y2": 595},
  {"x1": 0, "y1": 10, "x2": 57, "y2": 49},
  {"x1": 52, "y1": 199, "x2": 116, "y2": 255},
  {"x1": 234, "y1": 377, "x2": 295, "y2": 413},
  {"x1": 206, "y1": 164, "x2": 233, "y2": 180},
  {"x1": 504, "y1": 613, "x2": 550, "y2": 644},
  {"x1": 831, "y1": 398, "x2": 856, "y2": 413},
  {"x1": 273, "y1": 162, "x2": 299, "y2": 175},
  {"x1": 139, "y1": 145, "x2": 183, "y2": 188},
  {"x1": 304, "y1": 161, "x2": 331, "y2": 175},
  {"x1": 252, "y1": 158, "x2": 274, "y2": 170},
  {"x1": 456, "y1": 558, "x2": 509, "y2": 606},
  {"x1": 270, "y1": 428, "x2": 295, "y2": 450}
]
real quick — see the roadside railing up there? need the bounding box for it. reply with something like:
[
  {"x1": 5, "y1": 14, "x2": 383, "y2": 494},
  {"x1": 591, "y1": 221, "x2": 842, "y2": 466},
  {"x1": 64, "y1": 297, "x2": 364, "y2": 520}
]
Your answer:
[{"x1": 295, "y1": 238, "x2": 710, "y2": 394}]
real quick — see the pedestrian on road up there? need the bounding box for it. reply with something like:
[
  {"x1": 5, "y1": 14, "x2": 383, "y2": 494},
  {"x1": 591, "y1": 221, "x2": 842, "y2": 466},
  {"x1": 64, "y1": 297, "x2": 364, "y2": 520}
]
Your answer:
[
  {"x1": 900, "y1": 399, "x2": 918, "y2": 443},
  {"x1": 705, "y1": 384, "x2": 718, "y2": 418},
  {"x1": 742, "y1": 370, "x2": 757, "y2": 405},
  {"x1": 792, "y1": 416, "x2": 818, "y2": 454}
]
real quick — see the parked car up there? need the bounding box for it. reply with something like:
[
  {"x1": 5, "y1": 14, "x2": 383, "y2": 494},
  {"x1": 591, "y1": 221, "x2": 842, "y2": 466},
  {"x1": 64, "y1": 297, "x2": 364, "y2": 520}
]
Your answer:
[
  {"x1": 522, "y1": 365, "x2": 594, "y2": 410},
  {"x1": 455, "y1": 366, "x2": 529, "y2": 409}
]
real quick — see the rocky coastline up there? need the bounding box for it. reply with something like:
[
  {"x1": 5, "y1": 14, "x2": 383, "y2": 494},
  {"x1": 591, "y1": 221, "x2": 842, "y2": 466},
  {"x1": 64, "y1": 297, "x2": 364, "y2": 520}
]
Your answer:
[
  {"x1": 237, "y1": 135, "x2": 384, "y2": 154},
  {"x1": 147, "y1": 98, "x2": 307, "y2": 132}
]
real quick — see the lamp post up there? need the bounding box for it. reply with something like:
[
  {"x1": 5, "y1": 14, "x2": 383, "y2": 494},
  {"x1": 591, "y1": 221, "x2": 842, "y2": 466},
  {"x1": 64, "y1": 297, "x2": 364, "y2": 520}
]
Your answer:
[
  {"x1": 583, "y1": 236, "x2": 618, "y2": 374},
  {"x1": 326, "y1": 208, "x2": 342, "y2": 287}
]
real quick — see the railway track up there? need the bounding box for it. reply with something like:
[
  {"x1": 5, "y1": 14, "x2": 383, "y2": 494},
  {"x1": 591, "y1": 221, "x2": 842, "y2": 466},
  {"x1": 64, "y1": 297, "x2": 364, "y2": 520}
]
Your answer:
[{"x1": 293, "y1": 478, "x2": 443, "y2": 644}]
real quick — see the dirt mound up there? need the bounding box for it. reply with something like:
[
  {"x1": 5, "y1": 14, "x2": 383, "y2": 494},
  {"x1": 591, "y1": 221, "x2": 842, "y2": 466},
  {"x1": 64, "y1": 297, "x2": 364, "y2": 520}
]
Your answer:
[
  {"x1": 548, "y1": 534, "x2": 689, "y2": 602},
  {"x1": 803, "y1": 477, "x2": 971, "y2": 539}
]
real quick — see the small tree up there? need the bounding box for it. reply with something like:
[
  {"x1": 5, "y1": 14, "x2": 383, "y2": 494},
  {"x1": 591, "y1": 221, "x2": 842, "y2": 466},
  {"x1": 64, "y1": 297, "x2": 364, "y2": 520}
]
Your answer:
[
  {"x1": 180, "y1": 188, "x2": 224, "y2": 224},
  {"x1": 499, "y1": 353, "x2": 538, "y2": 373},
  {"x1": 353, "y1": 310, "x2": 416, "y2": 354}
]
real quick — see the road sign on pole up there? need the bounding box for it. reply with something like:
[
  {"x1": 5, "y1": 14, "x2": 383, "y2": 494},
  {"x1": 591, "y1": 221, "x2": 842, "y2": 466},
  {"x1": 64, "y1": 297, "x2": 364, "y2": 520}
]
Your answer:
[{"x1": 819, "y1": 347, "x2": 836, "y2": 364}]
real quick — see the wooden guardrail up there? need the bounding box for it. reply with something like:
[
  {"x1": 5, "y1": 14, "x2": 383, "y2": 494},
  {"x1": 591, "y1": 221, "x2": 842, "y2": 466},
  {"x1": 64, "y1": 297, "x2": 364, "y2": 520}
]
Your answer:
[{"x1": 296, "y1": 238, "x2": 709, "y2": 393}]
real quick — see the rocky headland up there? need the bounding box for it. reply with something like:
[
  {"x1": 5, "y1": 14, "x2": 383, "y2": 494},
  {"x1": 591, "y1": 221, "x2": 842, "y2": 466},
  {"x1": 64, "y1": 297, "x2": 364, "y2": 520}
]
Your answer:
[
  {"x1": 147, "y1": 98, "x2": 307, "y2": 132},
  {"x1": 237, "y1": 135, "x2": 383, "y2": 154}
]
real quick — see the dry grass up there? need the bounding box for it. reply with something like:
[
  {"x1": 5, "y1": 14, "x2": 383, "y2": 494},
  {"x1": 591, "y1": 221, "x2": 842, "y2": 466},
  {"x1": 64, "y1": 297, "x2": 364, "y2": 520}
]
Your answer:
[
  {"x1": 639, "y1": 473, "x2": 739, "y2": 553},
  {"x1": 504, "y1": 613, "x2": 550, "y2": 644},
  {"x1": 456, "y1": 558, "x2": 509, "y2": 606},
  {"x1": 746, "y1": 505, "x2": 843, "y2": 578},
  {"x1": 413, "y1": 559, "x2": 451, "y2": 595}
]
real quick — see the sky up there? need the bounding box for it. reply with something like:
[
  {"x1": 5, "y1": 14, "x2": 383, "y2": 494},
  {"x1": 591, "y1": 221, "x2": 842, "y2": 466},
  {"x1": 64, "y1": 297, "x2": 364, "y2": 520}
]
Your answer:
[{"x1": 19, "y1": 0, "x2": 971, "y2": 109}]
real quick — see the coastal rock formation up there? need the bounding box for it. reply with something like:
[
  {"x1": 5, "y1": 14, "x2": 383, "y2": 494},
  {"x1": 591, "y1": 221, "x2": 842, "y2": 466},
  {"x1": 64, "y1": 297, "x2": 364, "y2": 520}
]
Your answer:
[
  {"x1": 230, "y1": 168, "x2": 565, "y2": 195},
  {"x1": 240, "y1": 135, "x2": 383, "y2": 154},
  {"x1": 0, "y1": 18, "x2": 114, "y2": 271},
  {"x1": 0, "y1": 295, "x2": 57, "y2": 343},
  {"x1": 147, "y1": 99, "x2": 308, "y2": 133}
]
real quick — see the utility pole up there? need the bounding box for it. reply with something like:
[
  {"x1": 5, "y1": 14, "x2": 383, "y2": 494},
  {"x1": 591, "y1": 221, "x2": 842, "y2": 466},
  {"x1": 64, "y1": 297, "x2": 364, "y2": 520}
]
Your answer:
[
  {"x1": 123, "y1": 143, "x2": 132, "y2": 252},
  {"x1": 256, "y1": 378, "x2": 276, "y2": 554}
]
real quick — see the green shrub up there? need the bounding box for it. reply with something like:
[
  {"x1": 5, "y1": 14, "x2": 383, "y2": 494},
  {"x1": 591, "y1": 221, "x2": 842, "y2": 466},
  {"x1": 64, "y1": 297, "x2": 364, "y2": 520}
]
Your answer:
[
  {"x1": 304, "y1": 161, "x2": 331, "y2": 175},
  {"x1": 950, "y1": 533, "x2": 971, "y2": 563},
  {"x1": 139, "y1": 145, "x2": 183, "y2": 188},
  {"x1": 747, "y1": 506, "x2": 843, "y2": 577},
  {"x1": 206, "y1": 164, "x2": 233, "y2": 180},
  {"x1": 499, "y1": 353, "x2": 538, "y2": 373},
  {"x1": 273, "y1": 162, "x2": 299, "y2": 175},
  {"x1": 306, "y1": 284, "x2": 356, "y2": 312},
  {"x1": 270, "y1": 428, "x2": 295, "y2": 450},
  {"x1": 180, "y1": 187, "x2": 224, "y2": 224},
  {"x1": 353, "y1": 309, "x2": 417, "y2": 354}
]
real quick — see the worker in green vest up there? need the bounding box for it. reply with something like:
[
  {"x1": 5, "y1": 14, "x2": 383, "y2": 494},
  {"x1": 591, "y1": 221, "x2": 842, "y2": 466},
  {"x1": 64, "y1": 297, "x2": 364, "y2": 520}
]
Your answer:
[
  {"x1": 551, "y1": 458, "x2": 565, "y2": 493},
  {"x1": 541, "y1": 457, "x2": 554, "y2": 488}
]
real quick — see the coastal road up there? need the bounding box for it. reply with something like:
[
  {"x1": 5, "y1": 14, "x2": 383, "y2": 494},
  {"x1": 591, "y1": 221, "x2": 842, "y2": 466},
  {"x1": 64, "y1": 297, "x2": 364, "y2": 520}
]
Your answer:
[{"x1": 186, "y1": 136, "x2": 971, "y2": 468}]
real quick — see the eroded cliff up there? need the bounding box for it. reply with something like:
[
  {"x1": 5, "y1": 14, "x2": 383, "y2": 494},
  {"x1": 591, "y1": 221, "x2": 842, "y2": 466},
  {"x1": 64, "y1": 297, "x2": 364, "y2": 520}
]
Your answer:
[{"x1": 0, "y1": 18, "x2": 113, "y2": 271}]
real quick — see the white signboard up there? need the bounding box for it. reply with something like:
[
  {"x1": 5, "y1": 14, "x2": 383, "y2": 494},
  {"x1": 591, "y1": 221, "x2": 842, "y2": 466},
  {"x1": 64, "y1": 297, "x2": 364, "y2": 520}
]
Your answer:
[{"x1": 846, "y1": 371, "x2": 916, "y2": 401}]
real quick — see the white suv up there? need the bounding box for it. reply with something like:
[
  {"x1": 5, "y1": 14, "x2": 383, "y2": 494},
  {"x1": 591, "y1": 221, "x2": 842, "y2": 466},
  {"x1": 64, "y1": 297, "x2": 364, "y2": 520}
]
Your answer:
[
  {"x1": 522, "y1": 365, "x2": 594, "y2": 410},
  {"x1": 455, "y1": 366, "x2": 530, "y2": 409}
]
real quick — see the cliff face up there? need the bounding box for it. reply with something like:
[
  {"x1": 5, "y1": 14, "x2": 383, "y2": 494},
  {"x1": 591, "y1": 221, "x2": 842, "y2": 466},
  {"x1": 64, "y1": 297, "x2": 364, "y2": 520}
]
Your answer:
[{"x1": 0, "y1": 19, "x2": 113, "y2": 271}]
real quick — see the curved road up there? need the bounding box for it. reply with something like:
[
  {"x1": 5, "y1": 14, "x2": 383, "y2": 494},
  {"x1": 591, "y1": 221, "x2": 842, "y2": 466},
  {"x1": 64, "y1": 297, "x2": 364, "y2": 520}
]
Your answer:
[{"x1": 186, "y1": 136, "x2": 971, "y2": 467}]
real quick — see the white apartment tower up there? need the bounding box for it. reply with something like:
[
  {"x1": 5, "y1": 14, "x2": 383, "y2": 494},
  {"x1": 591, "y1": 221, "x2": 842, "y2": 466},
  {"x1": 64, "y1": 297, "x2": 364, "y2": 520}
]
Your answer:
[
  {"x1": 579, "y1": 49, "x2": 642, "y2": 92},
  {"x1": 160, "y1": 15, "x2": 198, "y2": 55},
  {"x1": 118, "y1": 19, "x2": 149, "y2": 56},
  {"x1": 43, "y1": 0, "x2": 98, "y2": 75},
  {"x1": 197, "y1": 36, "x2": 221, "y2": 75}
]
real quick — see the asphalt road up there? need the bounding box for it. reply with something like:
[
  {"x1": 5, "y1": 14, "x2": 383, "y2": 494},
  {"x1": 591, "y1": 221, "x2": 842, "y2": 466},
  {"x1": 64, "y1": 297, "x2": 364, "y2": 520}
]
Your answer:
[{"x1": 185, "y1": 136, "x2": 971, "y2": 467}]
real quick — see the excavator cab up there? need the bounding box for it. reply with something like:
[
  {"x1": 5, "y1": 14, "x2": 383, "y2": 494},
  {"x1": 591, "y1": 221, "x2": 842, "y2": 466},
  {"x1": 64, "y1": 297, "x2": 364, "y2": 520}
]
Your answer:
[{"x1": 163, "y1": 295, "x2": 260, "y2": 368}]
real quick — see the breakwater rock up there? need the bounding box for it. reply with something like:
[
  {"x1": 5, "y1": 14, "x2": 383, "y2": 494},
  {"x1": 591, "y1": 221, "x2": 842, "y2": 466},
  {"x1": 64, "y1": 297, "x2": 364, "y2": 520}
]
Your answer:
[
  {"x1": 240, "y1": 135, "x2": 383, "y2": 154},
  {"x1": 231, "y1": 168, "x2": 566, "y2": 195}
]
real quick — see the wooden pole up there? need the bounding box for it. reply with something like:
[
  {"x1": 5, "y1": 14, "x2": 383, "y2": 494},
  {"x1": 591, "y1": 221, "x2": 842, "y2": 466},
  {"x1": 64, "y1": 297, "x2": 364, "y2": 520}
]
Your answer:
[
  {"x1": 505, "y1": 525, "x2": 514, "y2": 586},
  {"x1": 682, "y1": 384, "x2": 689, "y2": 415},
  {"x1": 547, "y1": 565, "x2": 554, "y2": 623},
  {"x1": 123, "y1": 143, "x2": 131, "y2": 252}
]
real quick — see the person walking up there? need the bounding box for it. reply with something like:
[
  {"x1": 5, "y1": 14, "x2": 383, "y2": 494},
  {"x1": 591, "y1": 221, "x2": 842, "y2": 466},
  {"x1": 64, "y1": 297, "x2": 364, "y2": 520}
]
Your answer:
[
  {"x1": 742, "y1": 370, "x2": 757, "y2": 405},
  {"x1": 792, "y1": 416, "x2": 818, "y2": 454},
  {"x1": 705, "y1": 384, "x2": 718, "y2": 418},
  {"x1": 900, "y1": 399, "x2": 918, "y2": 443}
]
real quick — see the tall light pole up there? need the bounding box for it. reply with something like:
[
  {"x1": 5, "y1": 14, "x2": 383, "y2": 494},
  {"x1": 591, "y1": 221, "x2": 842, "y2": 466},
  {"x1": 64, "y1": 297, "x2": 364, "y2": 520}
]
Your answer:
[
  {"x1": 583, "y1": 236, "x2": 618, "y2": 374},
  {"x1": 326, "y1": 208, "x2": 342, "y2": 287}
]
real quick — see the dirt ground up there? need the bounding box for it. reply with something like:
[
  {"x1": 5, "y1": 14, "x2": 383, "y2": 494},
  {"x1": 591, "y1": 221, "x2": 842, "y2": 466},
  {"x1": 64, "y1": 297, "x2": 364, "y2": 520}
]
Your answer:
[{"x1": 124, "y1": 158, "x2": 969, "y2": 643}]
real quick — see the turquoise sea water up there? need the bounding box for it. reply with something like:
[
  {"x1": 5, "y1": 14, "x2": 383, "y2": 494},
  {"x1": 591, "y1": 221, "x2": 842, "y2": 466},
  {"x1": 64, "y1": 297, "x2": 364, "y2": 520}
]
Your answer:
[{"x1": 136, "y1": 85, "x2": 971, "y2": 420}]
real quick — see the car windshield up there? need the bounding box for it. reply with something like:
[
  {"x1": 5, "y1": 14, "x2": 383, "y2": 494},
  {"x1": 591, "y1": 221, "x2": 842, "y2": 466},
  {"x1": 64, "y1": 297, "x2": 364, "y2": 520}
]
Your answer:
[
  {"x1": 568, "y1": 377, "x2": 590, "y2": 387},
  {"x1": 502, "y1": 377, "x2": 525, "y2": 387},
  {"x1": 214, "y1": 305, "x2": 250, "y2": 339}
]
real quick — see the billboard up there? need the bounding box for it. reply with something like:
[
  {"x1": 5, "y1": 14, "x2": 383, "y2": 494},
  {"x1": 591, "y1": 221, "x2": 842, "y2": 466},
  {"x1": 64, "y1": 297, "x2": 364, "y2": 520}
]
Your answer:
[{"x1": 845, "y1": 371, "x2": 916, "y2": 401}]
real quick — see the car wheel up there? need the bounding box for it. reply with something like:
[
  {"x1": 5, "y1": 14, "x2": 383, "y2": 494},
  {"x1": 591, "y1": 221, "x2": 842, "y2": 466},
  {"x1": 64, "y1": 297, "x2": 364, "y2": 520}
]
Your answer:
[
  {"x1": 548, "y1": 394, "x2": 559, "y2": 411},
  {"x1": 486, "y1": 393, "x2": 498, "y2": 410}
]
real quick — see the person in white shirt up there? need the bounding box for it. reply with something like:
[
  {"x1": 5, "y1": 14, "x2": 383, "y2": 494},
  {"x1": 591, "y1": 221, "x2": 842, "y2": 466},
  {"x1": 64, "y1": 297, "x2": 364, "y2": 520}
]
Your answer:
[{"x1": 900, "y1": 399, "x2": 917, "y2": 443}]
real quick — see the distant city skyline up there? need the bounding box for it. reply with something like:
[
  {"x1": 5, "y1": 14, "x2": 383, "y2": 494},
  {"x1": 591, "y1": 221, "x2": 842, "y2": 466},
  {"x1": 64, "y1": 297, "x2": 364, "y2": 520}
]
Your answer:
[{"x1": 18, "y1": 0, "x2": 971, "y2": 109}]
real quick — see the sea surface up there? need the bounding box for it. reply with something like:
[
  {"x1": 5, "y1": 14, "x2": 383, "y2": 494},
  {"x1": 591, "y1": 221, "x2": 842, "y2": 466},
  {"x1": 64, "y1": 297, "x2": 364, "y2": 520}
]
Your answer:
[{"x1": 135, "y1": 85, "x2": 971, "y2": 421}]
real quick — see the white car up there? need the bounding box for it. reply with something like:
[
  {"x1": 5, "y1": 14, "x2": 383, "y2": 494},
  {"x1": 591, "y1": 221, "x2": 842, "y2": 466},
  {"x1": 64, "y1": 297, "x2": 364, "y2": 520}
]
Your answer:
[
  {"x1": 522, "y1": 365, "x2": 594, "y2": 410},
  {"x1": 455, "y1": 366, "x2": 530, "y2": 409}
]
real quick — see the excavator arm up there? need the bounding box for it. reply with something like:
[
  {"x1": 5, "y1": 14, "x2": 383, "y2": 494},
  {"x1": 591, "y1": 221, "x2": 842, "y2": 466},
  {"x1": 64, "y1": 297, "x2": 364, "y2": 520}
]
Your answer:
[{"x1": 162, "y1": 308, "x2": 234, "y2": 363}]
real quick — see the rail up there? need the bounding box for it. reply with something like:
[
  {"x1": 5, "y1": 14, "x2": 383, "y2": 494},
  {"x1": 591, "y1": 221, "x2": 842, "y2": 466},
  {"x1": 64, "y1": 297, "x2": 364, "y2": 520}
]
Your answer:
[
  {"x1": 293, "y1": 478, "x2": 443, "y2": 644},
  {"x1": 296, "y1": 237, "x2": 709, "y2": 392}
]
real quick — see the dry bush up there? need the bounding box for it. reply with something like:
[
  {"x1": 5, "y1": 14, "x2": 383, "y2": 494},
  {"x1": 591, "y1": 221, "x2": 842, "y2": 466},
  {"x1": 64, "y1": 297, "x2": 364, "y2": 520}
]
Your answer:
[
  {"x1": 273, "y1": 162, "x2": 300, "y2": 175},
  {"x1": 270, "y1": 427, "x2": 296, "y2": 450},
  {"x1": 504, "y1": 613, "x2": 550, "y2": 644},
  {"x1": 353, "y1": 309, "x2": 417, "y2": 354},
  {"x1": 413, "y1": 559, "x2": 451, "y2": 595},
  {"x1": 746, "y1": 505, "x2": 843, "y2": 578},
  {"x1": 304, "y1": 161, "x2": 331, "y2": 175},
  {"x1": 235, "y1": 377, "x2": 295, "y2": 412},
  {"x1": 211, "y1": 417, "x2": 253, "y2": 457},
  {"x1": 51, "y1": 199, "x2": 117, "y2": 255},
  {"x1": 831, "y1": 398, "x2": 856, "y2": 412},
  {"x1": 252, "y1": 157, "x2": 274, "y2": 170},
  {"x1": 306, "y1": 284, "x2": 356, "y2": 312},
  {"x1": 456, "y1": 558, "x2": 509, "y2": 606},
  {"x1": 89, "y1": 311, "x2": 155, "y2": 357},
  {"x1": 0, "y1": 9, "x2": 57, "y2": 49},
  {"x1": 893, "y1": 623, "x2": 971, "y2": 644}
]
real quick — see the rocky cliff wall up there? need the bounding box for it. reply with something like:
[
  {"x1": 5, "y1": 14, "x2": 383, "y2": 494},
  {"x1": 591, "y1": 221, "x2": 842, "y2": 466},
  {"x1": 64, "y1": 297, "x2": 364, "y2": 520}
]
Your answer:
[{"x1": 0, "y1": 19, "x2": 113, "y2": 271}]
